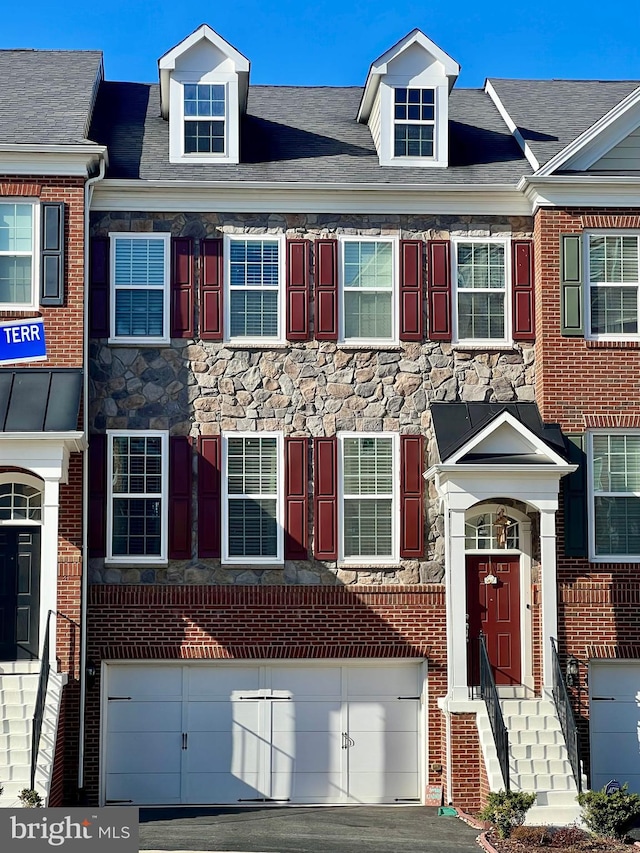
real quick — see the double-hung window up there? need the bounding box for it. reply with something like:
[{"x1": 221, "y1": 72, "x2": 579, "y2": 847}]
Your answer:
[
  {"x1": 227, "y1": 236, "x2": 283, "y2": 341},
  {"x1": 394, "y1": 88, "x2": 435, "y2": 158},
  {"x1": 223, "y1": 433, "x2": 283, "y2": 564},
  {"x1": 454, "y1": 239, "x2": 509, "y2": 342},
  {"x1": 340, "y1": 433, "x2": 397, "y2": 563},
  {"x1": 107, "y1": 431, "x2": 167, "y2": 563},
  {"x1": 341, "y1": 238, "x2": 396, "y2": 342},
  {"x1": 183, "y1": 83, "x2": 226, "y2": 155},
  {"x1": 110, "y1": 233, "x2": 170, "y2": 344},
  {"x1": 587, "y1": 234, "x2": 640, "y2": 338},
  {"x1": 0, "y1": 202, "x2": 37, "y2": 309},
  {"x1": 589, "y1": 432, "x2": 640, "y2": 560}
]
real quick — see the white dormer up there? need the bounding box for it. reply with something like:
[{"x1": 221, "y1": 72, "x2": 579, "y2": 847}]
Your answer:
[
  {"x1": 159, "y1": 24, "x2": 250, "y2": 165},
  {"x1": 357, "y1": 29, "x2": 459, "y2": 168}
]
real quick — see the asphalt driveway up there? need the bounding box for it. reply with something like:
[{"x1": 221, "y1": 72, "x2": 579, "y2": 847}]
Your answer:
[{"x1": 139, "y1": 806, "x2": 481, "y2": 853}]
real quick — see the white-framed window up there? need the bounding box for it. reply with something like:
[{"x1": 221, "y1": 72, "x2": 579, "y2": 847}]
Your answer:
[
  {"x1": 339, "y1": 433, "x2": 398, "y2": 563},
  {"x1": 0, "y1": 201, "x2": 38, "y2": 310},
  {"x1": 183, "y1": 82, "x2": 226, "y2": 155},
  {"x1": 393, "y1": 87, "x2": 435, "y2": 158},
  {"x1": 340, "y1": 237, "x2": 397, "y2": 343},
  {"x1": 222, "y1": 432, "x2": 283, "y2": 564},
  {"x1": 225, "y1": 235, "x2": 284, "y2": 341},
  {"x1": 0, "y1": 474, "x2": 43, "y2": 524},
  {"x1": 453, "y1": 238, "x2": 510, "y2": 343},
  {"x1": 586, "y1": 233, "x2": 640, "y2": 339},
  {"x1": 588, "y1": 431, "x2": 640, "y2": 560},
  {"x1": 465, "y1": 511, "x2": 520, "y2": 551},
  {"x1": 110, "y1": 233, "x2": 171, "y2": 345},
  {"x1": 107, "y1": 431, "x2": 168, "y2": 563}
]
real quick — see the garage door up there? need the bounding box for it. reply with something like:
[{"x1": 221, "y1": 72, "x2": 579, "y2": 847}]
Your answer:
[
  {"x1": 103, "y1": 661, "x2": 424, "y2": 806},
  {"x1": 590, "y1": 661, "x2": 640, "y2": 792}
]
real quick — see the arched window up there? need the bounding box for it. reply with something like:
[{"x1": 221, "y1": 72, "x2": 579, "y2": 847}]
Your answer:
[
  {"x1": 465, "y1": 509, "x2": 519, "y2": 550},
  {"x1": 0, "y1": 481, "x2": 42, "y2": 522}
]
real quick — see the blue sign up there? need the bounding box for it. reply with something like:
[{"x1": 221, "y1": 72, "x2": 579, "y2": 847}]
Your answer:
[
  {"x1": 0, "y1": 319, "x2": 47, "y2": 365},
  {"x1": 605, "y1": 779, "x2": 621, "y2": 795}
]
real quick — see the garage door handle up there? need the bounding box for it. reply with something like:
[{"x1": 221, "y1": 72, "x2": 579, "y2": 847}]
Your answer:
[
  {"x1": 182, "y1": 733, "x2": 188, "y2": 750},
  {"x1": 342, "y1": 732, "x2": 355, "y2": 749}
]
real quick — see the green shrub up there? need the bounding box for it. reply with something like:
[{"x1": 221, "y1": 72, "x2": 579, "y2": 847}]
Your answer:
[
  {"x1": 18, "y1": 788, "x2": 43, "y2": 808},
  {"x1": 577, "y1": 783, "x2": 640, "y2": 839},
  {"x1": 510, "y1": 824, "x2": 551, "y2": 845},
  {"x1": 479, "y1": 790, "x2": 537, "y2": 838}
]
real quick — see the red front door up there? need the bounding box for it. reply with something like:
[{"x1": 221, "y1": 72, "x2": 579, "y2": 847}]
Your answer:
[{"x1": 466, "y1": 556, "x2": 521, "y2": 686}]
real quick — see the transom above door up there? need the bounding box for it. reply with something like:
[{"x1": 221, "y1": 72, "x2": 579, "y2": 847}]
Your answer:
[{"x1": 103, "y1": 661, "x2": 424, "y2": 806}]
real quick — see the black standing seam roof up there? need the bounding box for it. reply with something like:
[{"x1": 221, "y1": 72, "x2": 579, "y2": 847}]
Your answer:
[
  {"x1": 429, "y1": 402, "x2": 567, "y2": 463},
  {"x1": 0, "y1": 370, "x2": 82, "y2": 432}
]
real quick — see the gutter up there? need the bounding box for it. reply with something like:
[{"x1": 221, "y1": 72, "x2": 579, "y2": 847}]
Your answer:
[{"x1": 78, "y1": 156, "x2": 106, "y2": 796}]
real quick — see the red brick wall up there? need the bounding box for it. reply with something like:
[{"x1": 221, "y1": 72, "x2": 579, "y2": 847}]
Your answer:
[
  {"x1": 84, "y1": 584, "x2": 447, "y2": 804},
  {"x1": 448, "y1": 713, "x2": 489, "y2": 813}
]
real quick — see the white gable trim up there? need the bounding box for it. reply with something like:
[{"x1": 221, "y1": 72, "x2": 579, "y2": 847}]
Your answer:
[
  {"x1": 358, "y1": 29, "x2": 459, "y2": 123},
  {"x1": 536, "y1": 85, "x2": 640, "y2": 176},
  {"x1": 484, "y1": 80, "x2": 540, "y2": 172},
  {"x1": 520, "y1": 174, "x2": 640, "y2": 211}
]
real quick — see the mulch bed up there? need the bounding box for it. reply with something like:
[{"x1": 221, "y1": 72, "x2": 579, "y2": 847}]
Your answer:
[{"x1": 481, "y1": 827, "x2": 634, "y2": 853}]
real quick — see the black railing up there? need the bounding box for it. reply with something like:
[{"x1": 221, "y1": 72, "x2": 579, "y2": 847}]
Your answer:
[
  {"x1": 31, "y1": 609, "x2": 54, "y2": 790},
  {"x1": 479, "y1": 633, "x2": 510, "y2": 791},
  {"x1": 550, "y1": 637, "x2": 582, "y2": 793}
]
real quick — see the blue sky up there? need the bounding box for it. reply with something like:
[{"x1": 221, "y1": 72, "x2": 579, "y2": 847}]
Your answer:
[{"x1": 2, "y1": 0, "x2": 639, "y2": 88}]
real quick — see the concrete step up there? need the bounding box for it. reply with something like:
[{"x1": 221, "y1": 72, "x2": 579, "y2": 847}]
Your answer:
[
  {"x1": 512, "y1": 773, "x2": 575, "y2": 792},
  {"x1": 510, "y1": 758, "x2": 574, "y2": 777},
  {"x1": 511, "y1": 743, "x2": 567, "y2": 760},
  {"x1": 0, "y1": 662, "x2": 41, "y2": 676},
  {"x1": 503, "y1": 714, "x2": 561, "y2": 732},
  {"x1": 509, "y1": 728, "x2": 564, "y2": 745},
  {"x1": 525, "y1": 804, "x2": 582, "y2": 827},
  {"x1": 0, "y1": 763, "x2": 30, "y2": 782},
  {"x1": 0, "y1": 749, "x2": 30, "y2": 767},
  {"x1": 0, "y1": 689, "x2": 37, "y2": 706},
  {"x1": 501, "y1": 700, "x2": 549, "y2": 716},
  {"x1": 0, "y1": 704, "x2": 33, "y2": 721},
  {"x1": 0, "y1": 732, "x2": 30, "y2": 751},
  {"x1": 0, "y1": 719, "x2": 31, "y2": 735}
]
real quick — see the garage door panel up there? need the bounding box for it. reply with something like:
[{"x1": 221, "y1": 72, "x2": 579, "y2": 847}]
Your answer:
[
  {"x1": 107, "y1": 732, "x2": 181, "y2": 774},
  {"x1": 591, "y1": 731, "x2": 640, "y2": 774},
  {"x1": 108, "y1": 700, "x2": 182, "y2": 732},
  {"x1": 348, "y1": 665, "x2": 419, "y2": 697},
  {"x1": 271, "y1": 666, "x2": 342, "y2": 697},
  {"x1": 591, "y1": 663, "x2": 640, "y2": 796},
  {"x1": 106, "y1": 773, "x2": 181, "y2": 804},
  {"x1": 349, "y1": 731, "x2": 419, "y2": 774},
  {"x1": 108, "y1": 665, "x2": 183, "y2": 699},
  {"x1": 349, "y1": 700, "x2": 419, "y2": 731},
  {"x1": 186, "y1": 726, "x2": 263, "y2": 775},
  {"x1": 591, "y1": 665, "x2": 640, "y2": 698},
  {"x1": 591, "y1": 700, "x2": 640, "y2": 731},
  {"x1": 272, "y1": 729, "x2": 342, "y2": 774},
  {"x1": 273, "y1": 772, "x2": 345, "y2": 801},
  {"x1": 187, "y1": 666, "x2": 260, "y2": 698},
  {"x1": 348, "y1": 772, "x2": 419, "y2": 802},
  {"x1": 182, "y1": 772, "x2": 263, "y2": 804},
  {"x1": 272, "y1": 699, "x2": 342, "y2": 732}
]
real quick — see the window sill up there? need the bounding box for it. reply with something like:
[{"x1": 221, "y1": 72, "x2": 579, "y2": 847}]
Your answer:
[
  {"x1": 453, "y1": 343, "x2": 519, "y2": 351},
  {"x1": 337, "y1": 562, "x2": 401, "y2": 570},
  {"x1": 104, "y1": 559, "x2": 169, "y2": 567},
  {"x1": 220, "y1": 563, "x2": 285, "y2": 571},
  {"x1": 108, "y1": 338, "x2": 171, "y2": 347},
  {"x1": 337, "y1": 343, "x2": 402, "y2": 351},
  {"x1": 223, "y1": 342, "x2": 289, "y2": 349},
  {"x1": 585, "y1": 339, "x2": 640, "y2": 349}
]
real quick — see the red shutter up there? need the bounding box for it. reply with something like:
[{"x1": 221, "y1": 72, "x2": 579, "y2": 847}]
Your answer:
[
  {"x1": 512, "y1": 239, "x2": 535, "y2": 341},
  {"x1": 286, "y1": 239, "x2": 310, "y2": 341},
  {"x1": 90, "y1": 236, "x2": 109, "y2": 337},
  {"x1": 88, "y1": 434, "x2": 106, "y2": 557},
  {"x1": 400, "y1": 435, "x2": 424, "y2": 559},
  {"x1": 169, "y1": 436, "x2": 192, "y2": 559},
  {"x1": 171, "y1": 237, "x2": 194, "y2": 338},
  {"x1": 313, "y1": 436, "x2": 338, "y2": 560},
  {"x1": 285, "y1": 437, "x2": 308, "y2": 559},
  {"x1": 400, "y1": 240, "x2": 424, "y2": 341},
  {"x1": 200, "y1": 239, "x2": 224, "y2": 341},
  {"x1": 197, "y1": 435, "x2": 221, "y2": 558},
  {"x1": 427, "y1": 240, "x2": 451, "y2": 341},
  {"x1": 315, "y1": 239, "x2": 338, "y2": 341}
]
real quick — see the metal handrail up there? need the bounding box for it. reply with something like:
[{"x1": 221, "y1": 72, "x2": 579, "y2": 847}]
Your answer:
[
  {"x1": 479, "y1": 633, "x2": 510, "y2": 791},
  {"x1": 550, "y1": 637, "x2": 582, "y2": 793},
  {"x1": 30, "y1": 609, "x2": 54, "y2": 790}
]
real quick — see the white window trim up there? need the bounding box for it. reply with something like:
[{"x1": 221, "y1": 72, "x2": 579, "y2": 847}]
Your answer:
[
  {"x1": 0, "y1": 199, "x2": 40, "y2": 312},
  {"x1": 169, "y1": 72, "x2": 240, "y2": 165},
  {"x1": 224, "y1": 234, "x2": 285, "y2": 344},
  {"x1": 585, "y1": 230, "x2": 640, "y2": 342},
  {"x1": 379, "y1": 82, "x2": 449, "y2": 168},
  {"x1": 339, "y1": 235, "x2": 399, "y2": 345},
  {"x1": 182, "y1": 81, "x2": 227, "y2": 157},
  {"x1": 452, "y1": 236, "x2": 511, "y2": 345},
  {"x1": 338, "y1": 431, "x2": 399, "y2": 566},
  {"x1": 108, "y1": 232, "x2": 171, "y2": 346},
  {"x1": 221, "y1": 431, "x2": 284, "y2": 565},
  {"x1": 587, "y1": 429, "x2": 640, "y2": 562},
  {"x1": 105, "y1": 430, "x2": 168, "y2": 565},
  {"x1": 392, "y1": 87, "x2": 436, "y2": 161},
  {"x1": 0, "y1": 472, "x2": 43, "y2": 526}
]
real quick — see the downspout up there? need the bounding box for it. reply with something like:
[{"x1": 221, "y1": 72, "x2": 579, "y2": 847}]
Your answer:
[
  {"x1": 443, "y1": 496, "x2": 453, "y2": 804},
  {"x1": 78, "y1": 156, "x2": 105, "y2": 796}
]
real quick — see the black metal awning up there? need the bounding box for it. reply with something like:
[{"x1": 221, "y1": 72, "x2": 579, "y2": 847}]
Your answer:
[{"x1": 0, "y1": 369, "x2": 82, "y2": 432}]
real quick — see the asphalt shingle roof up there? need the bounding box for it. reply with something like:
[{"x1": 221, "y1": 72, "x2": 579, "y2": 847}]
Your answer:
[
  {"x1": 90, "y1": 82, "x2": 531, "y2": 184},
  {"x1": 0, "y1": 50, "x2": 103, "y2": 145},
  {"x1": 488, "y1": 78, "x2": 640, "y2": 169}
]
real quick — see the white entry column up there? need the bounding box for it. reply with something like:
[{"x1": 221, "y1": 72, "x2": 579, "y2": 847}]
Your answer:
[
  {"x1": 448, "y1": 507, "x2": 470, "y2": 702},
  {"x1": 539, "y1": 507, "x2": 559, "y2": 695}
]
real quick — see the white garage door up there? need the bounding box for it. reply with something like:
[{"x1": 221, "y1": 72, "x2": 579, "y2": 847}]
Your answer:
[
  {"x1": 103, "y1": 661, "x2": 424, "y2": 806},
  {"x1": 590, "y1": 661, "x2": 640, "y2": 793}
]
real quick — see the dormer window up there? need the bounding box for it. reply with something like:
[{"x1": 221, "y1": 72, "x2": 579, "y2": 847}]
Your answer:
[
  {"x1": 184, "y1": 83, "x2": 226, "y2": 154},
  {"x1": 394, "y1": 88, "x2": 435, "y2": 158}
]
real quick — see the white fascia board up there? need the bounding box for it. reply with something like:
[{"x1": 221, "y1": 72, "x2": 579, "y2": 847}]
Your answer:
[
  {"x1": 444, "y1": 411, "x2": 569, "y2": 467},
  {"x1": 484, "y1": 80, "x2": 540, "y2": 172},
  {"x1": 431, "y1": 463, "x2": 577, "y2": 477},
  {"x1": 536, "y1": 85, "x2": 640, "y2": 177},
  {"x1": 521, "y1": 174, "x2": 640, "y2": 211},
  {"x1": 158, "y1": 24, "x2": 250, "y2": 72},
  {"x1": 0, "y1": 432, "x2": 86, "y2": 452},
  {"x1": 0, "y1": 145, "x2": 107, "y2": 177},
  {"x1": 92, "y1": 180, "x2": 532, "y2": 216}
]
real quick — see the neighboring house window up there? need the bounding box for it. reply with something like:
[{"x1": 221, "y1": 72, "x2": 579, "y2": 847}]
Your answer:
[
  {"x1": 341, "y1": 239, "x2": 396, "y2": 342},
  {"x1": 222, "y1": 433, "x2": 282, "y2": 563},
  {"x1": 394, "y1": 88, "x2": 435, "y2": 158},
  {"x1": 110, "y1": 233, "x2": 170, "y2": 343},
  {"x1": 454, "y1": 239, "x2": 509, "y2": 342},
  {"x1": 107, "y1": 432, "x2": 167, "y2": 562},
  {"x1": 590, "y1": 432, "x2": 640, "y2": 559},
  {"x1": 0, "y1": 202, "x2": 36, "y2": 309},
  {"x1": 588, "y1": 234, "x2": 640, "y2": 337},
  {"x1": 340, "y1": 434, "x2": 397, "y2": 562},
  {"x1": 184, "y1": 83, "x2": 226, "y2": 154},
  {"x1": 227, "y1": 236, "x2": 283, "y2": 340}
]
